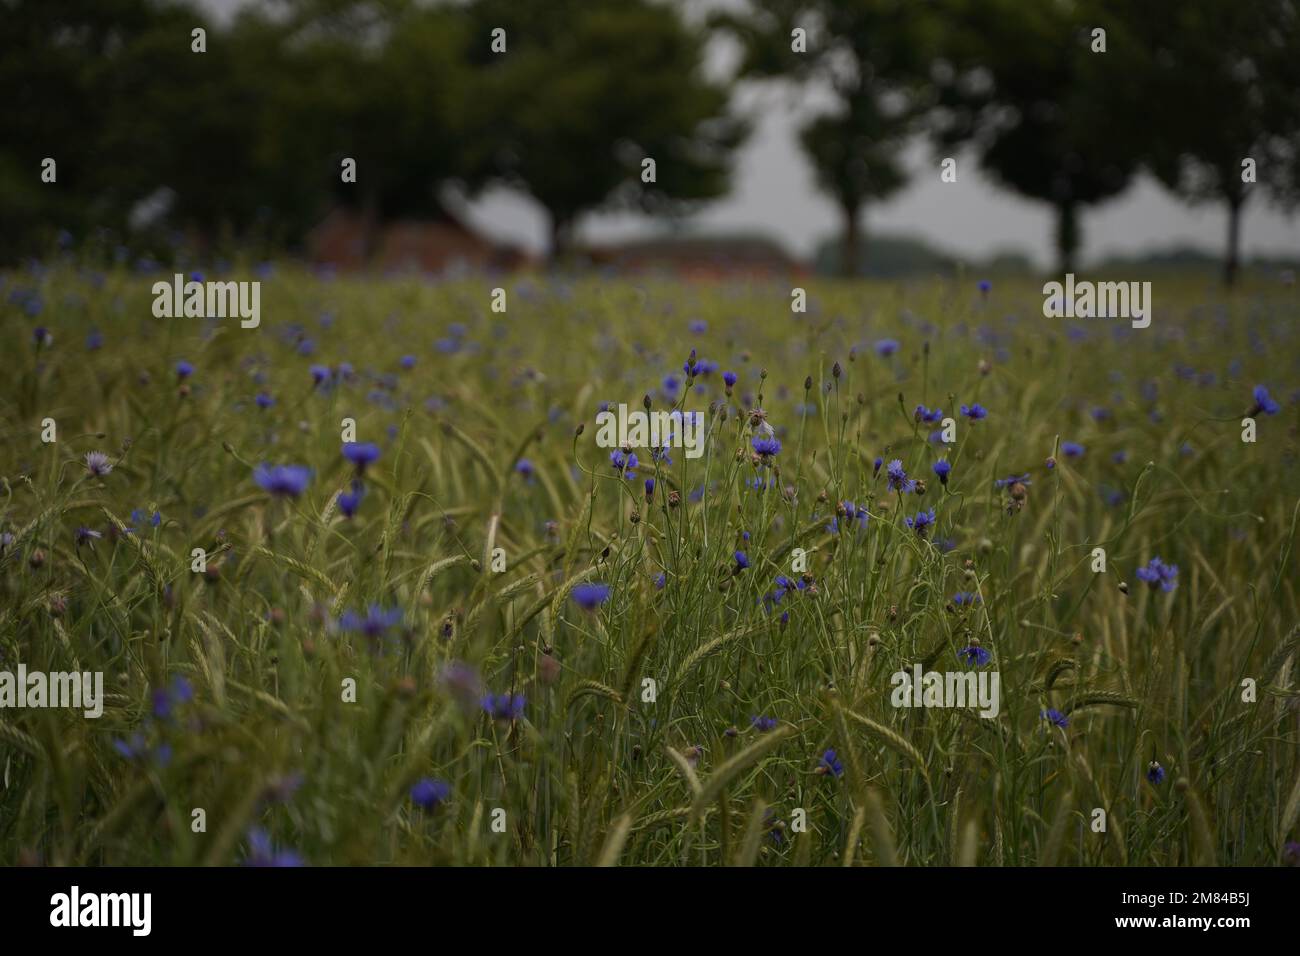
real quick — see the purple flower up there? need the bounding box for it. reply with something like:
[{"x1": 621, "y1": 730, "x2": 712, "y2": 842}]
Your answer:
[
  {"x1": 932, "y1": 460, "x2": 951, "y2": 485},
  {"x1": 1146, "y1": 761, "x2": 1166, "y2": 785},
  {"x1": 255, "y1": 392, "x2": 274, "y2": 409},
  {"x1": 1135, "y1": 556, "x2": 1178, "y2": 592},
  {"x1": 904, "y1": 507, "x2": 936, "y2": 537},
  {"x1": 818, "y1": 749, "x2": 844, "y2": 777},
  {"x1": 410, "y1": 778, "x2": 451, "y2": 809},
  {"x1": 342, "y1": 442, "x2": 381, "y2": 473},
  {"x1": 244, "y1": 828, "x2": 304, "y2": 867},
  {"x1": 253, "y1": 463, "x2": 312, "y2": 498},
  {"x1": 994, "y1": 473, "x2": 1031, "y2": 489},
  {"x1": 886, "y1": 459, "x2": 915, "y2": 493},
  {"x1": 958, "y1": 644, "x2": 991, "y2": 667},
  {"x1": 734, "y1": 550, "x2": 750, "y2": 571},
  {"x1": 481, "y1": 692, "x2": 526, "y2": 721},
  {"x1": 610, "y1": 449, "x2": 639, "y2": 479},
  {"x1": 338, "y1": 604, "x2": 403, "y2": 638},
  {"x1": 951, "y1": 592, "x2": 980, "y2": 607},
  {"x1": 310, "y1": 364, "x2": 331, "y2": 386},
  {"x1": 875, "y1": 339, "x2": 900, "y2": 357},
  {"x1": 960, "y1": 403, "x2": 987, "y2": 420},
  {"x1": 1041, "y1": 708, "x2": 1069, "y2": 729},
  {"x1": 152, "y1": 675, "x2": 194, "y2": 720},
  {"x1": 175, "y1": 360, "x2": 194, "y2": 380},
  {"x1": 1249, "y1": 384, "x2": 1280, "y2": 416},
  {"x1": 75, "y1": 526, "x2": 103, "y2": 547},
  {"x1": 84, "y1": 451, "x2": 112, "y2": 477},
  {"x1": 914, "y1": 404, "x2": 943, "y2": 424},
  {"x1": 751, "y1": 435, "x2": 782, "y2": 460},
  {"x1": 750, "y1": 715, "x2": 777, "y2": 732},
  {"x1": 571, "y1": 583, "x2": 611, "y2": 611},
  {"x1": 1061, "y1": 441, "x2": 1085, "y2": 458},
  {"x1": 515, "y1": 458, "x2": 535, "y2": 479},
  {"x1": 337, "y1": 482, "x2": 364, "y2": 518}
]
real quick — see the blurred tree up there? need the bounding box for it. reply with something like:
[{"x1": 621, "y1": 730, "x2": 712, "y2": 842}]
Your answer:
[
  {"x1": 0, "y1": 0, "x2": 163, "y2": 258},
  {"x1": 714, "y1": 0, "x2": 935, "y2": 277},
  {"x1": 930, "y1": 0, "x2": 1146, "y2": 274},
  {"x1": 466, "y1": 0, "x2": 747, "y2": 261},
  {"x1": 1132, "y1": 0, "x2": 1300, "y2": 285}
]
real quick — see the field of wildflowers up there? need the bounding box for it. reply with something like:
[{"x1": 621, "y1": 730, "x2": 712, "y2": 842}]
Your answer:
[{"x1": 2, "y1": 264, "x2": 1298, "y2": 867}]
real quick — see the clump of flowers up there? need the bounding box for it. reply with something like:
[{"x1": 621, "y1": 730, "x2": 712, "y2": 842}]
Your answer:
[{"x1": 1135, "y1": 557, "x2": 1178, "y2": 592}]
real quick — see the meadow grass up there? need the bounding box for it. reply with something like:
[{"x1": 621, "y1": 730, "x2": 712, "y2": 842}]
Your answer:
[{"x1": 1, "y1": 265, "x2": 1298, "y2": 866}]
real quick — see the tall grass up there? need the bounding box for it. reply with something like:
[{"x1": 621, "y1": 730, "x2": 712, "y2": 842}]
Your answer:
[{"x1": 1, "y1": 265, "x2": 1297, "y2": 866}]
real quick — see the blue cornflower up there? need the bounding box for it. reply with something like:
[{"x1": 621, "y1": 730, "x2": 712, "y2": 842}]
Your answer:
[
  {"x1": 1041, "y1": 709, "x2": 1069, "y2": 729},
  {"x1": 978, "y1": 280, "x2": 991, "y2": 294},
  {"x1": 750, "y1": 715, "x2": 778, "y2": 732},
  {"x1": 875, "y1": 339, "x2": 899, "y2": 357},
  {"x1": 337, "y1": 482, "x2": 364, "y2": 518},
  {"x1": 481, "y1": 692, "x2": 526, "y2": 721},
  {"x1": 309, "y1": 364, "x2": 331, "y2": 386},
  {"x1": 933, "y1": 460, "x2": 951, "y2": 485},
  {"x1": 152, "y1": 675, "x2": 194, "y2": 721},
  {"x1": 689, "y1": 319, "x2": 708, "y2": 334},
  {"x1": 751, "y1": 435, "x2": 782, "y2": 460},
  {"x1": 644, "y1": 477, "x2": 655, "y2": 501},
  {"x1": 1061, "y1": 441, "x2": 1085, "y2": 458},
  {"x1": 75, "y1": 526, "x2": 103, "y2": 547},
  {"x1": 255, "y1": 392, "x2": 275, "y2": 409},
  {"x1": 342, "y1": 442, "x2": 381, "y2": 473},
  {"x1": 244, "y1": 828, "x2": 304, "y2": 867},
  {"x1": 515, "y1": 458, "x2": 535, "y2": 479},
  {"x1": 1146, "y1": 761, "x2": 1166, "y2": 785},
  {"x1": 253, "y1": 463, "x2": 312, "y2": 498},
  {"x1": 131, "y1": 508, "x2": 162, "y2": 528},
  {"x1": 915, "y1": 404, "x2": 943, "y2": 424},
  {"x1": 994, "y1": 473, "x2": 1031, "y2": 489},
  {"x1": 410, "y1": 778, "x2": 451, "y2": 810},
  {"x1": 1250, "y1": 384, "x2": 1280, "y2": 416},
  {"x1": 960, "y1": 403, "x2": 987, "y2": 420},
  {"x1": 654, "y1": 572, "x2": 666, "y2": 590},
  {"x1": 886, "y1": 459, "x2": 915, "y2": 493},
  {"x1": 610, "y1": 449, "x2": 639, "y2": 479},
  {"x1": 175, "y1": 360, "x2": 194, "y2": 380},
  {"x1": 338, "y1": 604, "x2": 403, "y2": 638},
  {"x1": 958, "y1": 644, "x2": 991, "y2": 667},
  {"x1": 873, "y1": 456, "x2": 883, "y2": 477},
  {"x1": 723, "y1": 371, "x2": 738, "y2": 390},
  {"x1": 905, "y1": 507, "x2": 936, "y2": 537},
  {"x1": 818, "y1": 749, "x2": 844, "y2": 777},
  {"x1": 86, "y1": 329, "x2": 104, "y2": 350},
  {"x1": 84, "y1": 451, "x2": 112, "y2": 477},
  {"x1": 1135, "y1": 556, "x2": 1178, "y2": 592},
  {"x1": 571, "y1": 583, "x2": 612, "y2": 611},
  {"x1": 734, "y1": 550, "x2": 750, "y2": 571},
  {"x1": 951, "y1": 592, "x2": 981, "y2": 607},
  {"x1": 400, "y1": 355, "x2": 416, "y2": 369}
]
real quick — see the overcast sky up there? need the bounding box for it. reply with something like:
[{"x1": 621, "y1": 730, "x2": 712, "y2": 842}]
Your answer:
[{"x1": 201, "y1": 0, "x2": 1299, "y2": 266}]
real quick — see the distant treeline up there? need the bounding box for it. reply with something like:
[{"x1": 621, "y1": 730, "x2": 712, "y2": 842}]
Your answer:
[{"x1": 3, "y1": 0, "x2": 1298, "y2": 283}]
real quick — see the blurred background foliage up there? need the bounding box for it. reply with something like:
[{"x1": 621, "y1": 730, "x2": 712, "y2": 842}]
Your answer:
[{"x1": 2, "y1": 0, "x2": 1298, "y2": 279}]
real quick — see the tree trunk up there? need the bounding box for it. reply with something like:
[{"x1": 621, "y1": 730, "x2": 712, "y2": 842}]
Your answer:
[
  {"x1": 1054, "y1": 200, "x2": 1079, "y2": 275},
  {"x1": 1224, "y1": 195, "x2": 1242, "y2": 287},
  {"x1": 548, "y1": 213, "x2": 571, "y2": 266},
  {"x1": 841, "y1": 203, "x2": 861, "y2": 278}
]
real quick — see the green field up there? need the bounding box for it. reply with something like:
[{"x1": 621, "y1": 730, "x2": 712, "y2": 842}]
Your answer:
[{"x1": 2, "y1": 266, "x2": 1298, "y2": 866}]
